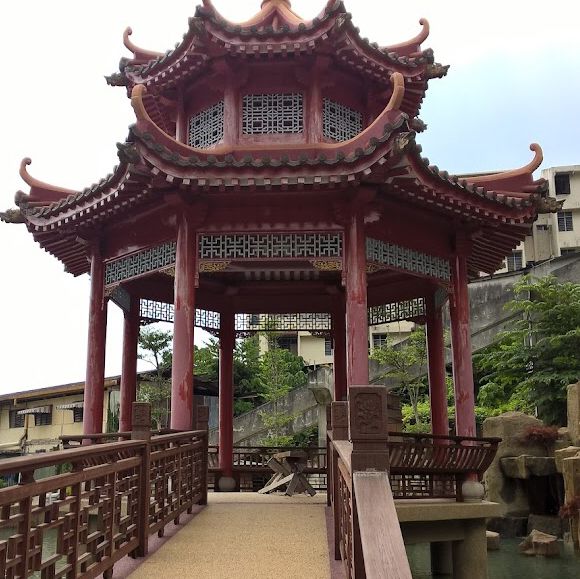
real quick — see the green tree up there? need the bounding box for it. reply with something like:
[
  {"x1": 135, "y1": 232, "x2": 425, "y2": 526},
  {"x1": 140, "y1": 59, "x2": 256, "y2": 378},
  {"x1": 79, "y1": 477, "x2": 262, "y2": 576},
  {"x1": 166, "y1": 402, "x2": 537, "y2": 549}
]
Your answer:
[
  {"x1": 137, "y1": 328, "x2": 173, "y2": 430},
  {"x1": 258, "y1": 335, "x2": 308, "y2": 445},
  {"x1": 233, "y1": 335, "x2": 262, "y2": 415},
  {"x1": 475, "y1": 276, "x2": 580, "y2": 425},
  {"x1": 370, "y1": 327, "x2": 428, "y2": 427}
]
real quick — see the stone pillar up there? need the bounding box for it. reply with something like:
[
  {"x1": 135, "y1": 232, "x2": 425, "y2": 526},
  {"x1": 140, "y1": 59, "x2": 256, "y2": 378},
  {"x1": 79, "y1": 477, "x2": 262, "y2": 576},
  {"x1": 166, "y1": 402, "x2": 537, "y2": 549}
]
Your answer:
[
  {"x1": 452, "y1": 519, "x2": 487, "y2": 579},
  {"x1": 426, "y1": 293, "x2": 449, "y2": 436},
  {"x1": 449, "y1": 251, "x2": 476, "y2": 439},
  {"x1": 84, "y1": 245, "x2": 108, "y2": 437},
  {"x1": 171, "y1": 212, "x2": 196, "y2": 431},
  {"x1": 430, "y1": 542, "x2": 453, "y2": 576},
  {"x1": 218, "y1": 310, "x2": 236, "y2": 491},
  {"x1": 568, "y1": 382, "x2": 580, "y2": 446},
  {"x1": 119, "y1": 295, "x2": 139, "y2": 433},
  {"x1": 332, "y1": 295, "x2": 347, "y2": 401},
  {"x1": 348, "y1": 386, "x2": 390, "y2": 472},
  {"x1": 345, "y1": 212, "x2": 369, "y2": 387}
]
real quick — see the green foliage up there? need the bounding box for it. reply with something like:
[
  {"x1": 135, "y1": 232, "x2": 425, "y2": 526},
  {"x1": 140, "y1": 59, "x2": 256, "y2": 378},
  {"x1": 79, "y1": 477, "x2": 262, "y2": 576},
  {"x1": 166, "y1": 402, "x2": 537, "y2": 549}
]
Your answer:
[
  {"x1": 289, "y1": 425, "x2": 319, "y2": 447},
  {"x1": 371, "y1": 328, "x2": 428, "y2": 425},
  {"x1": 257, "y1": 335, "x2": 308, "y2": 444},
  {"x1": 106, "y1": 403, "x2": 119, "y2": 433},
  {"x1": 474, "y1": 276, "x2": 580, "y2": 425},
  {"x1": 138, "y1": 328, "x2": 173, "y2": 430},
  {"x1": 194, "y1": 338, "x2": 219, "y2": 379}
]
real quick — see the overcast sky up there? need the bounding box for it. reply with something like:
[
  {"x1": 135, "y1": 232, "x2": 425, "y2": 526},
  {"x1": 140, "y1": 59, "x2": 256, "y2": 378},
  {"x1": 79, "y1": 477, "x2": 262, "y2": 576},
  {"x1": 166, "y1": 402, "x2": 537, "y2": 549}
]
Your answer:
[{"x1": 0, "y1": 0, "x2": 579, "y2": 394}]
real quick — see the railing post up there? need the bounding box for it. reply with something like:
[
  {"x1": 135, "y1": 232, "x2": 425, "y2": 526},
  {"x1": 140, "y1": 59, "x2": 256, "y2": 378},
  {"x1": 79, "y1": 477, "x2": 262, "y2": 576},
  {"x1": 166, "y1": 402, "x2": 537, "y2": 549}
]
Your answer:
[
  {"x1": 326, "y1": 405, "x2": 332, "y2": 507},
  {"x1": 331, "y1": 401, "x2": 348, "y2": 561},
  {"x1": 197, "y1": 405, "x2": 209, "y2": 506},
  {"x1": 131, "y1": 402, "x2": 152, "y2": 558},
  {"x1": 348, "y1": 386, "x2": 390, "y2": 578}
]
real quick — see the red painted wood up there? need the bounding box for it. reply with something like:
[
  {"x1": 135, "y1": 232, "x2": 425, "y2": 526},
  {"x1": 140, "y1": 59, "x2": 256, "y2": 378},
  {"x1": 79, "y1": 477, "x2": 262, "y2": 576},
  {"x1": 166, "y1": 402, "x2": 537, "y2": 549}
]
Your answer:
[
  {"x1": 218, "y1": 310, "x2": 235, "y2": 477},
  {"x1": 425, "y1": 294, "x2": 448, "y2": 436},
  {"x1": 83, "y1": 247, "x2": 108, "y2": 437},
  {"x1": 450, "y1": 252, "x2": 476, "y2": 438},
  {"x1": 119, "y1": 296, "x2": 140, "y2": 432},
  {"x1": 345, "y1": 211, "x2": 369, "y2": 386},
  {"x1": 170, "y1": 212, "x2": 196, "y2": 431},
  {"x1": 332, "y1": 295, "x2": 347, "y2": 401}
]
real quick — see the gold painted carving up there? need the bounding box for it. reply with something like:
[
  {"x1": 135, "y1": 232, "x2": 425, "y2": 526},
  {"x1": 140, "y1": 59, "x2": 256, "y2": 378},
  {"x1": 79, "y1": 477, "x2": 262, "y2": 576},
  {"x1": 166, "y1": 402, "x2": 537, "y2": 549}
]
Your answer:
[
  {"x1": 199, "y1": 261, "x2": 231, "y2": 273},
  {"x1": 310, "y1": 259, "x2": 342, "y2": 272}
]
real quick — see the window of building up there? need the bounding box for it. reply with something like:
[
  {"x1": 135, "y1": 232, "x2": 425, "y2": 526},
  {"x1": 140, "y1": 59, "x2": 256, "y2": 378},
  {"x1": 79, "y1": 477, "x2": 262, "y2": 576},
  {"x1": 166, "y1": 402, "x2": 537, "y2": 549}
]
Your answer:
[
  {"x1": 324, "y1": 338, "x2": 333, "y2": 356},
  {"x1": 561, "y1": 248, "x2": 579, "y2": 255},
  {"x1": 9, "y1": 411, "x2": 25, "y2": 429},
  {"x1": 323, "y1": 99, "x2": 362, "y2": 142},
  {"x1": 558, "y1": 211, "x2": 574, "y2": 232},
  {"x1": 188, "y1": 101, "x2": 225, "y2": 149},
  {"x1": 555, "y1": 173, "x2": 571, "y2": 195},
  {"x1": 73, "y1": 408, "x2": 84, "y2": 423},
  {"x1": 276, "y1": 336, "x2": 298, "y2": 355},
  {"x1": 35, "y1": 410, "x2": 52, "y2": 427},
  {"x1": 242, "y1": 93, "x2": 303, "y2": 135},
  {"x1": 506, "y1": 251, "x2": 523, "y2": 272},
  {"x1": 536, "y1": 224, "x2": 549, "y2": 231},
  {"x1": 372, "y1": 333, "x2": 388, "y2": 349}
]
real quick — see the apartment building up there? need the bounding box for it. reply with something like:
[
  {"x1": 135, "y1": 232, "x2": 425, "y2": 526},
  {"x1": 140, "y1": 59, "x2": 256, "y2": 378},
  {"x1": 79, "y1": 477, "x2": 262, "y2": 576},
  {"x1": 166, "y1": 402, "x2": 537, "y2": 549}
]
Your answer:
[{"x1": 501, "y1": 165, "x2": 580, "y2": 272}]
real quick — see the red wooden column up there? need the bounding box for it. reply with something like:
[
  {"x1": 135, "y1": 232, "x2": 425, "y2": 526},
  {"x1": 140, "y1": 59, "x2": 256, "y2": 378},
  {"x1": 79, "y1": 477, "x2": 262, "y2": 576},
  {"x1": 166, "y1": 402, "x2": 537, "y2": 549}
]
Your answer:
[
  {"x1": 332, "y1": 294, "x2": 347, "y2": 401},
  {"x1": 425, "y1": 292, "x2": 449, "y2": 436},
  {"x1": 345, "y1": 210, "x2": 369, "y2": 387},
  {"x1": 84, "y1": 245, "x2": 108, "y2": 436},
  {"x1": 170, "y1": 212, "x2": 197, "y2": 431},
  {"x1": 219, "y1": 309, "x2": 235, "y2": 485},
  {"x1": 449, "y1": 246, "x2": 476, "y2": 438},
  {"x1": 119, "y1": 295, "x2": 140, "y2": 432}
]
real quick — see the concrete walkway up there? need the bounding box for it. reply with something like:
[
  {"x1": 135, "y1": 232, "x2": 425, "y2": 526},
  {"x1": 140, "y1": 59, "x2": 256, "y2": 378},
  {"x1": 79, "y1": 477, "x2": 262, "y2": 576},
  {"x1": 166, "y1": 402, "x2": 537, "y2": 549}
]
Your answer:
[{"x1": 128, "y1": 492, "x2": 331, "y2": 579}]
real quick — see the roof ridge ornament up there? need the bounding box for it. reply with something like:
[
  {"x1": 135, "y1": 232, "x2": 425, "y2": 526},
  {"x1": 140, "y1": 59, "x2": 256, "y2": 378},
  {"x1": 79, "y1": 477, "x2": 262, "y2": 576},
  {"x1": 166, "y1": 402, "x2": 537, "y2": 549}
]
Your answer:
[
  {"x1": 17, "y1": 158, "x2": 77, "y2": 206},
  {"x1": 382, "y1": 18, "x2": 430, "y2": 56},
  {"x1": 123, "y1": 27, "x2": 163, "y2": 62},
  {"x1": 386, "y1": 72, "x2": 405, "y2": 112},
  {"x1": 467, "y1": 144, "x2": 543, "y2": 184}
]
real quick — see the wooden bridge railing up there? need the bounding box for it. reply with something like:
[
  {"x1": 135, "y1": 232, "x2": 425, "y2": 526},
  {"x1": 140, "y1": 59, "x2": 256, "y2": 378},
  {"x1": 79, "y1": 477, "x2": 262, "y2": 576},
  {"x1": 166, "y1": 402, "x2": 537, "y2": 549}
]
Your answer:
[
  {"x1": 0, "y1": 404, "x2": 208, "y2": 579},
  {"x1": 327, "y1": 386, "x2": 500, "y2": 579}
]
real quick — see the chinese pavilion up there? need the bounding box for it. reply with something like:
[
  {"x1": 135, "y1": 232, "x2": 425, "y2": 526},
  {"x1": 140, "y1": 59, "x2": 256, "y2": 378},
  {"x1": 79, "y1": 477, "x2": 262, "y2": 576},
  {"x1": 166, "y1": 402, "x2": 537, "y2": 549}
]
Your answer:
[{"x1": 1, "y1": 0, "x2": 557, "y2": 487}]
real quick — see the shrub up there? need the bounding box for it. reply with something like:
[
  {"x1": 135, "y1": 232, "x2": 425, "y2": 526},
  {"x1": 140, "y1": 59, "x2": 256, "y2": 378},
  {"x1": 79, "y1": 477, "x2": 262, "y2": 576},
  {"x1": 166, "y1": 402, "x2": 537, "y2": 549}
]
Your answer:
[{"x1": 521, "y1": 425, "x2": 559, "y2": 446}]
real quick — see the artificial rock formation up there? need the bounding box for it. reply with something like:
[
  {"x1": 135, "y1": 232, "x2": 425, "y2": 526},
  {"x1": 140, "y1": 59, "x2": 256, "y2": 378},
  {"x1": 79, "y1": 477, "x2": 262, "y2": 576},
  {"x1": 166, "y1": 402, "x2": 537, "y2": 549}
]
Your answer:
[{"x1": 483, "y1": 412, "x2": 545, "y2": 516}]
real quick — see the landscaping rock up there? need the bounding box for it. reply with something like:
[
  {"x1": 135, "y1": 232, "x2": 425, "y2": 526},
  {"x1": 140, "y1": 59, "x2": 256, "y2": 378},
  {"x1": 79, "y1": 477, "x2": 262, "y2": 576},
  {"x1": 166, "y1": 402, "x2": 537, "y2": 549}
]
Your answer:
[
  {"x1": 483, "y1": 412, "x2": 545, "y2": 515},
  {"x1": 527, "y1": 514, "x2": 565, "y2": 538},
  {"x1": 519, "y1": 529, "x2": 560, "y2": 557},
  {"x1": 568, "y1": 382, "x2": 580, "y2": 446},
  {"x1": 554, "y1": 446, "x2": 580, "y2": 473},
  {"x1": 486, "y1": 530, "x2": 500, "y2": 550}
]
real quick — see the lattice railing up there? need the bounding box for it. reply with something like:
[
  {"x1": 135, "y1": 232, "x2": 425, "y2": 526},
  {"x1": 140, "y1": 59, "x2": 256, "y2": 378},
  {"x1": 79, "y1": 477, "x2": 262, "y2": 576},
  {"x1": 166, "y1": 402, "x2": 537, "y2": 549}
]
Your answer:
[{"x1": 0, "y1": 429, "x2": 208, "y2": 578}]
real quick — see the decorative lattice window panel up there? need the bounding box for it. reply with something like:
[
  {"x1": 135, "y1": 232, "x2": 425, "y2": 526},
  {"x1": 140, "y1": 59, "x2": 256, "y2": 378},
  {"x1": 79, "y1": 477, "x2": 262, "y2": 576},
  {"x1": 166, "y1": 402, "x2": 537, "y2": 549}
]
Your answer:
[
  {"x1": 366, "y1": 238, "x2": 451, "y2": 282},
  {"x1": 188, "y1": 101, "x2": 225, "y2": 148},
  {"x1": 323, "y1": 99, "x2": 362, "y2": 142},
  {"x1": 242, "y1": 93, "x2": 303, "y2": 135},
  {"x1": 199, "y1": 233, "x2": 343, "y2": 261},
  {"x1": 105, "y1": 242, "x2": 176, "y2": 285}
]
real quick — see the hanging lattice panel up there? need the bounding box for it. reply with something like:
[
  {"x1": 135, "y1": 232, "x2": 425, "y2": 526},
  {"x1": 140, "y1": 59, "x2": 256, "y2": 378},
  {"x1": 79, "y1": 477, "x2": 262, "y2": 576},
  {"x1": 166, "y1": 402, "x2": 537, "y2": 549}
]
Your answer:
[
  {"x1": 198, "y1": 233, "x2": 343, "y2": 261},
  {"x1": 188, "y1": 101, "x2": 225, "y2": 148},
  {"x1": 323, "y1": 98, "x2": 362, "y2": 142},
  {"x1": 236, "y1": 313, "x2": 332, "y2": 333},
  {"x1": 105, "y1": 242, "x2": 176, "y2": 286},
  {"x1": 368, "y1": 298, "x2": 426, "y2": 326},
  {"x1": 242, "y1": 93, "x2": 304, "y2": 134},
  {"x1": 366, "y1": 238, "x2": 451, "y2": 282},
  {"x1": 139, "y1": 300, "x2": 220, "y2": 333}
]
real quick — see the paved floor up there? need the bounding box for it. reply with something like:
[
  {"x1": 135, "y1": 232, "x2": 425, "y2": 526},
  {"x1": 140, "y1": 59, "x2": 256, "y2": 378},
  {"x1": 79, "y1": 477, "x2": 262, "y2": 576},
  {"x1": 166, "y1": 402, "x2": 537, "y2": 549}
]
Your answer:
[{"x1": 128, "y1": 492, "x2": 331, "y2": 579}]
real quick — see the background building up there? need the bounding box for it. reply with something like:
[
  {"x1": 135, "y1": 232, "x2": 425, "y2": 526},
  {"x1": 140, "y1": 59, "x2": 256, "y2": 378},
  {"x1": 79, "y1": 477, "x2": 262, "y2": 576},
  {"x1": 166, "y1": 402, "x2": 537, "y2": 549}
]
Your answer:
[{"x1": 501, "y1": 165, "x2": 579, "y2": 271}]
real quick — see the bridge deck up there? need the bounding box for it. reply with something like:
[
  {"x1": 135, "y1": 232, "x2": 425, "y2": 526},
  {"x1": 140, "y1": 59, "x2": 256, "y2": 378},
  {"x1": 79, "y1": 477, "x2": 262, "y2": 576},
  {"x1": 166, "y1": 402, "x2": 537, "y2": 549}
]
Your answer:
[{"x1": 128, "y1": 492, "x2": 332, "y2": 579}]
